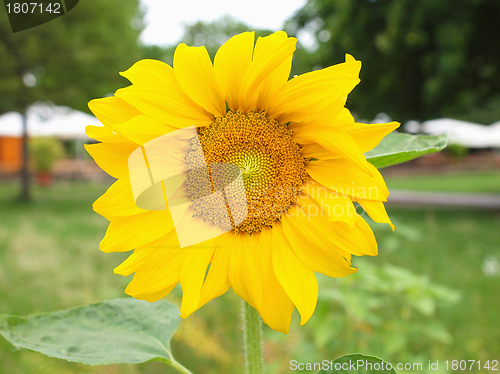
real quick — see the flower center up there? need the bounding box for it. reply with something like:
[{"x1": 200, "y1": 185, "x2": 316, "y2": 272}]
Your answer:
[{"x1": 185, "y1": 110, "x2": 308, "y2": 234}]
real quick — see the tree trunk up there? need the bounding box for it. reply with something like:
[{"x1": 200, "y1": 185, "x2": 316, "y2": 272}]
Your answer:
[
  {"x1": 0, "y1": 25, "x2": 32, "y2": 201},
  {"x1": 20, "y1": 108, "x2": 31, "y2": 201}
]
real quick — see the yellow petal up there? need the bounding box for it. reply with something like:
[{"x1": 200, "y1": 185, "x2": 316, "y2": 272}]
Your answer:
[
  {"x1": 327, "y1": 213, "x2": 378, "y2": 257},
  {"x1": 85, "y1": 125, "x2": 130, "y2": 143},
  {"x1": 93, "y1": 178, "x2": 147, "y2": 218},
  {"x1": 294, "y1": 125, "x2": 373, "y2": 176},
  {"x1": 118, "y1": 58, "x2": 214, "y2": 127},
  {"x1": 84, "y1": 142, "x2": 139, "y2": 179},
  {"x1": 282, "y1": 208, "x2": 357, "y2": 277},
  {"x1": 272, "y1": 223, "x2": 318, "y2": 325},
  {"x1": 345, "y1": 53, "x2": 356, "y2": 62},
  {"x1": 180, "y1": 245, "x2": 216, "y2": 317},
  {"x1": 88, "y1": 96, "x2": 141, "y2": 128},
  {"x1": 114, "y1": 114, "x2": 176, "y2": 145},
  {"x1": 118, "y1": 232, "x2": 187, "y2": 301},
  {"x1": 99, "y1": 210, "x2": 174, "y2": 253},
  {"x1": 278, "y1": 97, "x2": 347, "y2": 126},
  {"x1": 239, "y1": 31, "x2": 297, "y2": 111},
  {"x1": 256, "y1": 55, "x2": 293, "y2": 111},
  {"x1": 120, "y1": 59, "x2": 174, "y2": 87},
  {"x1": 356, "y1": 198, "x2": 395, "y2": 231},
  {"x1": 120, "y1": 240, "x2": 187, "y2": 286},
  {"x1": 327, "y1": 108, "x2": 400, "y2": 152},
  {"x1": 254, "y1": 227, "x2": 295, "y2": 333},
  {"x1": 300, "y1": 180, "x2": 357, "y2": 227},
  {"x1": 214, "y1": 32, "x2": 255, "y2": 111},
  {"x1": 114, "y1": 230, "x2": 181, "y2": 276},
  {"x1": 254, "y1": 33, "x2": 294, "y2": 110},
  {"x1": 169, "y1": 205, "x2": 230, "y2": 249},
  {"x1": 132, "y1": 287, "x2": 176, "y2": 302},
  {"x1": 300, "y1": 142, "x2": 338, "y2": 160},
  {"x1": 347, "y1": 121, "x2": 400, "y2": 153},
  {"x1": 174, "y1": 43, "x2": 225, "y2": 117},
  {"x1": 229, "y1": 232, "x2": 265, "y2": 312},
  {"x1": 115, "y1": 87, "x2": 213, "y2": 129},
  {"x1": 307, "y1": 158, "x2": 389, "y2": 201},
  {"x1": 266, "y1": 57, "x2": 361, "y2": 122},
  {"x1": 198, "y1": 234, "x2": 233, "y2": 308}
]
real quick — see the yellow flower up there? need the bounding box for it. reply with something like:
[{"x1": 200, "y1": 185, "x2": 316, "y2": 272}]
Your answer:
[{"x1": 85, "y1": 31, "x2": 399, "y2": 333}]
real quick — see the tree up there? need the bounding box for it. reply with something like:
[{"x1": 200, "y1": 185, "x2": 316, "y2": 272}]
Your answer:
[
  {"x1": 0, "y1": 0, "x2": 144, "y2": 200},
  {"x1": 286, "y1": 0, "x2": 500, "y2": 124}
]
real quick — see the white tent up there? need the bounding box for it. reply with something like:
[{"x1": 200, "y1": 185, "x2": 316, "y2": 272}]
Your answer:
[
  {"x1": 0, "y1": 112, "x2": 24, "y2": 137},
  {"x1": 421, "y1": 118, "x2": 500, "y2": 148},
  {"x1": 0, "y1": 103, "x2": 99, "y2": 139},
  {"x1": 489, "y1": 121, "x2": 500, "y2": 141}
]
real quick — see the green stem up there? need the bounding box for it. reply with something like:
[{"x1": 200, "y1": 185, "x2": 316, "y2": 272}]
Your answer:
[
  {"x1": 157, "y1": 357, "x2": 194, "y2": 374},
  {"x1": 242, "y1": 301, "x2": 264, "y2": 374}
]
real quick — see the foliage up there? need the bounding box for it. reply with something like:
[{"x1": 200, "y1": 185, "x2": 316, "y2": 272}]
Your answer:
[
  {"x1": 0, "y1": 0, "x2": 144, "y2": 114},
  {"x1": 375, "y1": 208, "x2": 500, "y2": 363},
  {"x1": 286, "y1": 0, "x2": 500, "y2": 123},
  {"x1": 0, "y1": 299, "x2": 184, "y2": 366},
  {"x1": 266, "y1": 258, "x2": 460, "y2": 372},
  {"x1": 29, "y1": 137, "x2": 63, "y2": 172},
  {"x1": 0, "y1": 0, "x2": 145, "y2": 199},
  {"x1": 365, "y1": 132, "x2": 448, "y2": 168},
  {"x1": 445, "y1": 143, "x2": 469, "y2": 158}
]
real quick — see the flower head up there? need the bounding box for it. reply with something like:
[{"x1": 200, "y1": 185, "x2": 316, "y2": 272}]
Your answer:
[{"x1": 85, "y1": 31, "x2": 399, "y2": 333}]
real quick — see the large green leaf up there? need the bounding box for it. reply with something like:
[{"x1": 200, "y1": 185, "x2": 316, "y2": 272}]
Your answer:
[
  {"x1": 0, "y1": 299, "x2": 183, "y2": 366},
  {"x1": 365, "y1": 132, "x2": 448, "y2": 168},
  {"x1": 317, "y1": 353, "x2": 397, "y2": 373}
]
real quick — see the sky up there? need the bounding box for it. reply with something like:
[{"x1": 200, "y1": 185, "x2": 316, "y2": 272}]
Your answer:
[{"x1": 139, "y1": 0, "x2": 307, "y2": 46}]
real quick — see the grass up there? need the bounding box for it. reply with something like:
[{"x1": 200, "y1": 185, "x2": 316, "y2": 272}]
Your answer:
[
  {"x1": 0, "y1": 179, "x2": 499, "y2": 373},
  {"x1": 383, "y1": 170, "x2": 500, "y2": 193},
  {"x1": 373, "y1": 207, "x2": 500, "y2": 362}
]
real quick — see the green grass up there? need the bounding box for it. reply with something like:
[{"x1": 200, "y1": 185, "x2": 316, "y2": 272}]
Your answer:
[
  {"x1": 372, "y1": 207, "x2": 500, "y2": 362},
  {"x1": 0, "y1": 181, "x2": 499, "y2": 373},
  {"x1": 383, "y1": 170, "x2": 500, "y2": 193}
]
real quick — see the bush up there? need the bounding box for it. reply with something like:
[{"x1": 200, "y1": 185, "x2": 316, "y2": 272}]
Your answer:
[
  {"x1": 446, "y1": 143, "x2": 469, "y2": 158},
  {"x1": 29, "y1": 137, "x2": 63, "y2": 173}
]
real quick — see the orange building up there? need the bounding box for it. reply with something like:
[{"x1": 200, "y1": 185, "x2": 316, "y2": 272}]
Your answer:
[{"x1": 0, "y1": 136, "x2": 23, "y2": 173}]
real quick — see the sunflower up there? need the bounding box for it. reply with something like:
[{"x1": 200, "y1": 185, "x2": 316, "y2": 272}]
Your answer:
[{"x1": 85, "y1": 31, "x2": 399, "y2": 333}]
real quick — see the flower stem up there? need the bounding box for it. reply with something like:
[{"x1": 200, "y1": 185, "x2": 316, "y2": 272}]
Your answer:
[{"x1": 242, "y1": 301, "x2": 264, "y2": 374}]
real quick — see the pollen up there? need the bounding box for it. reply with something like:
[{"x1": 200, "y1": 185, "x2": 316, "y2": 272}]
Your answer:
[{"x1": 185, "y1": 110, "x2": 308, "y2": 234}]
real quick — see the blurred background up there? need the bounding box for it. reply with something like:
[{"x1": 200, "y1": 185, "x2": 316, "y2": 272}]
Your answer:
[{"x1": 0, "y1": 0, "x2": 499, "y2": 373}]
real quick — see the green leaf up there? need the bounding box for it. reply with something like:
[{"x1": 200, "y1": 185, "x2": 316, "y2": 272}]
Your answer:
[
  {"x1": 0, "y1": 298, "x2": 182, "y2": 366},
  {"x1": 365, "y1": 132, "x2": 448, "y2": 168},
  {"x1": 317, "y1": 353, "x2": 397, "y2": 373}
]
